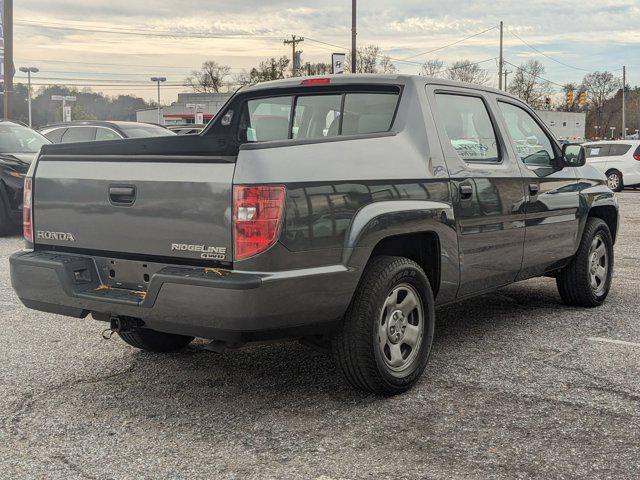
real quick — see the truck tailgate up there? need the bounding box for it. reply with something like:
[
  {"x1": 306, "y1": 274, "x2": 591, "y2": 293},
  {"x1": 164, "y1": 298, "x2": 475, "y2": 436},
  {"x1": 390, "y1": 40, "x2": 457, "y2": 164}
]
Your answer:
[{"x1": 33, "y1": 159, "x2": 234, "y2": 263}]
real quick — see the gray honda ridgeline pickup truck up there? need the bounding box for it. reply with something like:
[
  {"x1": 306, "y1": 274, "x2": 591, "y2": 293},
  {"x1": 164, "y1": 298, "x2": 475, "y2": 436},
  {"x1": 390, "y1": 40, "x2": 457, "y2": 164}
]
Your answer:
[{"x1": 11, "y1": 75, "x2": 618, "y2": 395}]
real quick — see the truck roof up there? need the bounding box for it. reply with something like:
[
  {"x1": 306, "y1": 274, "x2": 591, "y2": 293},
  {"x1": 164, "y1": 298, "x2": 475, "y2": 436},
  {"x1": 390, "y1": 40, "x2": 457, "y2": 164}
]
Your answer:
[{"x1": 241, "y1": 74, "x2": 517, "y2": 99}]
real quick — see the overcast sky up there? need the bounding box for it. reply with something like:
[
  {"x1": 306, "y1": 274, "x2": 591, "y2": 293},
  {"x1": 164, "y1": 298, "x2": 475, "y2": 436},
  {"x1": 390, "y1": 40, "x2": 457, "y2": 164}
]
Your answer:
[{"x1": 12, "y1": 0, "x2": 640, "y2": 103}]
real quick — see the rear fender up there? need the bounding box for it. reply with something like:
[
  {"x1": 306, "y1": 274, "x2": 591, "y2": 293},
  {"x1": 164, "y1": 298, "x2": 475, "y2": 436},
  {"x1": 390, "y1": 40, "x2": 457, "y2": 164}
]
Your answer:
[{"x1": 342, "y1": 200, "x2": 459, "y2": 304}]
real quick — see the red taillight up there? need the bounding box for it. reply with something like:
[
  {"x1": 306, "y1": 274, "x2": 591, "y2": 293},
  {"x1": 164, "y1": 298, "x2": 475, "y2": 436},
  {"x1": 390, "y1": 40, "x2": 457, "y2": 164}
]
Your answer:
[
  {"x1": 300, "y1": 78, "x2": 331, "y2": 85},
  {"x1": 634, "y1": 154, "x2": 640, "y2": 161},
  {"x1": 233, "y1": 185, "x2": 286, "y2": 261},
  {"x1": 23, "y1": 177, "x2": 33, "y2": 243}
]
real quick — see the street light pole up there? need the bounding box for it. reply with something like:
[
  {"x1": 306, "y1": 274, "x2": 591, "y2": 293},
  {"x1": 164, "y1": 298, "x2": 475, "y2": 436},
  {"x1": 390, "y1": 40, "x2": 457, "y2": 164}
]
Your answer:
[
  {"x1": 150, "y1": 77, "x2": 166, "y2": 125},
  {"x1": 19, "y1": 66, "x2": 38, "y2": 127},
  {"x1": 351, "y1": 0, "x2": 357, "y2": 74},
  {"x1": 622, "y1": 66, "x2": 626, "y2": 139},
  {"x1": 498, "y1": 21, "x2": 504, "y2": 91}
]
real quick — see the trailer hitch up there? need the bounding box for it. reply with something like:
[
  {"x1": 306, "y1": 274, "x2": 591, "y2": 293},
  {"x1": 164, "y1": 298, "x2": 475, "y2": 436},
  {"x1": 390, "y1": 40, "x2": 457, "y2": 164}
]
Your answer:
[{"x1": 102, "y1": 316, "x2": 144, "y2": 339}]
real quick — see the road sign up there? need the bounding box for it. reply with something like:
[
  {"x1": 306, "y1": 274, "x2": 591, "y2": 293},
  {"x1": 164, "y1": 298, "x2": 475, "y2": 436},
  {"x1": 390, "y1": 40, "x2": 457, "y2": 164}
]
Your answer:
[
  {"x1": 332, "y1": 53, "x2": 346, "y2": 74},
  {"x1": 195, "y1": 111, "x2": 204, "y2": 125},
  {"x1": 51, "y1": 95, "x2": 76, "y2": 101},
  {"x1": 63, "y1": 105, "x2": 72, "y2": 122}
]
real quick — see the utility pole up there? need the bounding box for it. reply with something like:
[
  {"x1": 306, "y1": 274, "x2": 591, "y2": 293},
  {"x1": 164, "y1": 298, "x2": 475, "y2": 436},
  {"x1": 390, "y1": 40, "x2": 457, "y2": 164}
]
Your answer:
[
  {"x1": 351, "y1": 0, "x2": 357, "y2": 74},
  {"x1": 622, "y1": 65, "x2": 626, "y2": 139},
  {"x1": 503, "y1": 68, "x2": 512, "y2": 91},
  {"x1": 150, "y1": 77, "x2": 166, "y2": 125},
  {"x1": 498, "y1": 21, "x2": 504, "y2": 91},
  {"x1": 3, "y1": 0, "x2": 13, "y2": 120},
  {"x1": 284, "y1": 35, "x2": 304, "y2": 76},
  {"x1": 19, "y1": 66, "x2": 38, "y2": 127}
]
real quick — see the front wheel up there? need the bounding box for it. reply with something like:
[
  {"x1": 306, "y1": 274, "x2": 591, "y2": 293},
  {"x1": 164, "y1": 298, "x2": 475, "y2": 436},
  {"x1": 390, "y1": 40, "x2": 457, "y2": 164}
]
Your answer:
[
  {"x1": 556, "y1": 218, "x2": 613, "y2": 307},
  {"x1": 332, "y1": 256, "x2": 435, "y2": 395},
  {"x1": 606, "y1": 170, "x2": 623, "y2": 192}
]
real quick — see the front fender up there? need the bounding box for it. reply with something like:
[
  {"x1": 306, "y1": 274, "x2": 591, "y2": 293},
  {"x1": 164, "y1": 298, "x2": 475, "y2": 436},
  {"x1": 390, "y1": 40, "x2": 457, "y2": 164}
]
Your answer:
[{"x1": 342, "y1": 200, "x2": 459, "y2": 304}]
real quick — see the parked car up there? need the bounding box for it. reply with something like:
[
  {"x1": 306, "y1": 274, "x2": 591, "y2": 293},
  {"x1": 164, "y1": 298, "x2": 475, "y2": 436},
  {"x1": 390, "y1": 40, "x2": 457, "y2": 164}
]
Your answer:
[
  {"x1": 11, "y1": 75, "x2": 618, "y2": 395},
  {"x1": 168, "y1": 125, "x2": 205, "y2": 135},
  {"x1": 582, "y1": 140, "x2": 640, "y2": 191},
  {"x1": 40, "y1": 121, "x2": 176, "y2": 143},
  {"x1": 0, "y1": 121, "x2": 50, "y2": 235}
]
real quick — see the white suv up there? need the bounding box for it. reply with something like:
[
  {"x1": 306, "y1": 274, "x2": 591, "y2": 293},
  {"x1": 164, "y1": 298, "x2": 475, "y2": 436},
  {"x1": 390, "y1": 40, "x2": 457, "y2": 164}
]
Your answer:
[{"x1": 583, "y1": 140, "x2": 640, "y2": 191}]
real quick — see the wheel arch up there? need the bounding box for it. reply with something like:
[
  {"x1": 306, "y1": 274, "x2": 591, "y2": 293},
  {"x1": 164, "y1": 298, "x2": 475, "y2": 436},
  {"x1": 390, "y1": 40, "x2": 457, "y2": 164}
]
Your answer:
[
  {"x1": 589, "y1": 205, "x2": 619, "y2": 243},
  {"x1": 342, "y1": 200, "x2": 459, "y2": 304}
]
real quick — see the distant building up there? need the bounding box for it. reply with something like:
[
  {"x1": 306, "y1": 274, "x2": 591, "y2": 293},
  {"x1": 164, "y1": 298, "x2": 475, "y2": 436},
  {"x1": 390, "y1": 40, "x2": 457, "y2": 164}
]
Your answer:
[
  {"x1": 535, "y1": 110, "x2": 586, "y2": 140},
  {"x1": 136, "y1": 92, "x2": 233, "y2": 126}
]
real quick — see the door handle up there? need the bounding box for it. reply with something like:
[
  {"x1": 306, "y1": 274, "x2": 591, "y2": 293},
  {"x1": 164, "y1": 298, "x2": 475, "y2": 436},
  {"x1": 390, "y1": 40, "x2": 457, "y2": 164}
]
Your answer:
[
  {"x1": 459, "y1": 184, "x2": 473, "y2": 200},
  {"x1": 528, "y1": 183, "x2": 540, "y2": 196},
  {"x1": 109, "y1": 185, "x2": 136, "y2": 205}
]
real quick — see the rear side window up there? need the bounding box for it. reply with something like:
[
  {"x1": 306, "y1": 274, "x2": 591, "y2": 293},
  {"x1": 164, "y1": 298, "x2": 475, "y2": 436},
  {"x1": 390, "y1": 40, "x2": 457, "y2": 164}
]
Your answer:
[
  {"x1": 61, "y1": 127, "x2": 96, "y2": 143},
  {"x1": 95, "y1": 128, "x2": 122, "y2": 141},
  {"x1": 610, "y1": 144, "x2": 632, "y2": 156},
  {"x1": 435, "y1": 93, "x2": 500, "y2": 163},
  {"x1": 240, "y1": 90, "x2": 398, "y2": 143},
  {"x1": 585, "y1": 145, "x2": 611, "y2": 158}
]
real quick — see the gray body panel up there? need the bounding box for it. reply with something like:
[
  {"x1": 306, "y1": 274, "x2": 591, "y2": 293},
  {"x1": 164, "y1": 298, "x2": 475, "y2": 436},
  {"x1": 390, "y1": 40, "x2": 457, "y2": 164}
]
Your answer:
[
  {"x1": 33, "y1": 159, "x2": 234, "y2": 262},
  {"x1": 11, "y1": 74, "x2": 618, "y2": 341}
]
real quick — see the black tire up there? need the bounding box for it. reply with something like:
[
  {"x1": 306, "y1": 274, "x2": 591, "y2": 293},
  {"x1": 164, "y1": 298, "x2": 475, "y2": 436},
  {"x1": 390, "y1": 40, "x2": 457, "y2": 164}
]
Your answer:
[
  {"x1": 332, "y1": 256, "x2": 435, "y2": 396},
  {"x1": 0, "y1": 197, "x2": 15, "y2": 236},
  {"x1": 556, "y1": 218, "x2": 613, "y2": 307},
  {"x1": 118, "y1": 328, "x2": 194, "y2": 352},
  {"x1": 605, "y1": 169, "x2": 623, "y2": 192}
]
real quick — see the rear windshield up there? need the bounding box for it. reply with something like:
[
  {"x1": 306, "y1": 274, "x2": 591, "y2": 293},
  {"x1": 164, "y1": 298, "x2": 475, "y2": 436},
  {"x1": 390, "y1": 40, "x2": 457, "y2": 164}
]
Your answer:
[
  {"x1": 240, "y1": 89, "x2": 399, "y2": 143},
  {"x1": 119, "y1": 124, "x2": 176, "y2": 138}
]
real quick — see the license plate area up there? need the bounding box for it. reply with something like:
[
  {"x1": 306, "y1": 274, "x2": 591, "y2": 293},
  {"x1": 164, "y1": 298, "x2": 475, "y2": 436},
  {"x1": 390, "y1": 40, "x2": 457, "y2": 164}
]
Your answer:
[{"x1": 96, "y1": 258, "x2": 161, "y2": 291}]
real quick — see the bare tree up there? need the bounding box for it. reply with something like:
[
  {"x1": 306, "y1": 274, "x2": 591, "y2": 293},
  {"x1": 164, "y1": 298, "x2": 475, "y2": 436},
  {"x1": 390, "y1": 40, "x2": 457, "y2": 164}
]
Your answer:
[
  {"x1": 379, "y1": 55, "x2": 397, "y2": 74},
  {"x1": 507, "y1": 60, "x2": 552, "y2": 109},
  {"x1": 243, "y1": 56, "x2": 290, "y2": 83},
  {"x1": 446, "y1": 60, "x2": 490, "y2": 85},
  {"x1": 346, "y1": 45, "x2": 397, "y2": 74},
  {"x1": 185, "y1": 61, "x2": 231, "y2": 93},
  {"x1": 580, "y1": 71, "x2": 621, "y2": 123},
  {"x1": 302, "y1": 62, "x2": 332, "y2": 76},
  {"x1": 420, "y1": 59, "x2": 445, "y2": 77}
]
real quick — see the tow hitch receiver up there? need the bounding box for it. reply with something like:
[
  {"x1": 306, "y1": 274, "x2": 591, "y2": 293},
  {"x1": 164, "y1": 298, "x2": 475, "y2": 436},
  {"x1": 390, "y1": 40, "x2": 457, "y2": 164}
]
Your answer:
[{"x1": 103, "y1": 316, "x2": 144, "y2": 339}]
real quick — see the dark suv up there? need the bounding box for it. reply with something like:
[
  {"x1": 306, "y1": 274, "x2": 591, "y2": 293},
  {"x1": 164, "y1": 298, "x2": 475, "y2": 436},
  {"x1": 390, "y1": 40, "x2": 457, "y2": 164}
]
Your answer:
[{"x1": 10, "y1": 75, "x2": 618, "y2": 395}]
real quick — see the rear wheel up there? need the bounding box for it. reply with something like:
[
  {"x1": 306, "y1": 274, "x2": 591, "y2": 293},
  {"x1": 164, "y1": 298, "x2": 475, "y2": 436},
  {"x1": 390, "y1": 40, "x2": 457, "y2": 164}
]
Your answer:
[
  {"x1": 118, "y1": 328, "x2": 194, "y2": 352},
  {"x1": 556, "y1": 218, "x2": 613, "y2": 307},
  {"x1": 332, "y1": 256, "x2": 435, "y2": 395},
  {"x1": 606, "y1": 169, "x2": 623, "y2": 192}
]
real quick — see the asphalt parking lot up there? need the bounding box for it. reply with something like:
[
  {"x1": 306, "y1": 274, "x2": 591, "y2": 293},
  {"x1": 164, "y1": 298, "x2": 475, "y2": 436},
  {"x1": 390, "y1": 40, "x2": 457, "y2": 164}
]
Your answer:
[{"x1": 1, "y1": 193, "x2": 639, "y2": 480}]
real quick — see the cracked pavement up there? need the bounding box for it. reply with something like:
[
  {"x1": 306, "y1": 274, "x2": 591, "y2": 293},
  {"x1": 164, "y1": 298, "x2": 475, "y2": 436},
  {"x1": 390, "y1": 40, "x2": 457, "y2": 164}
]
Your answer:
[{"x1": 0, "y1": 193, "x2": 639, "y2": 479}]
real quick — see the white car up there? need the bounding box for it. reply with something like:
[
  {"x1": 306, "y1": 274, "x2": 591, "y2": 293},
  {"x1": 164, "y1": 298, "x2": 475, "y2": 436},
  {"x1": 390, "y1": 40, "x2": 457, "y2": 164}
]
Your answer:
[{"x1": 583, "y1": 140, "x2": 640, "y2": 192}]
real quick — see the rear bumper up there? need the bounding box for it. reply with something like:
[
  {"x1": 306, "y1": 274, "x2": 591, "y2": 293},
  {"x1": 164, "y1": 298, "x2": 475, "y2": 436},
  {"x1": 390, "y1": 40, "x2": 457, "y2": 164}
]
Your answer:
[{"x1": 10, "y1": 250, "x2": 358, "y2": 341}]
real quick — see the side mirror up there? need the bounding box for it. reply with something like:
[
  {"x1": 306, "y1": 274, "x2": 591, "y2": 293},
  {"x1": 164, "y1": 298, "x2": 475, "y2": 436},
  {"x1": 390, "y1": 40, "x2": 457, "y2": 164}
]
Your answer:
[{"x1": 562, "y1": 143, "x2": 586, "y2": 167}]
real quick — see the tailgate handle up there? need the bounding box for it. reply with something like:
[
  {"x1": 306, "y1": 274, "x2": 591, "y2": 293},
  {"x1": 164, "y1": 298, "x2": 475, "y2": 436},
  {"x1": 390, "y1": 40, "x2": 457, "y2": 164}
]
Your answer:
[{"x1": 109, "y1": 185, "x2": 136, "y2": 205}]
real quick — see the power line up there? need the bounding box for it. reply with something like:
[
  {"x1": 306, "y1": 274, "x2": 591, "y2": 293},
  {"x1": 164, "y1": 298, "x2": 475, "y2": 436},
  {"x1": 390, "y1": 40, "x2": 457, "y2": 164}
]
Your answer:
[
  {"x1": 503, "y1": 60, "x2": 566, "y2": 88},
  {"x1": 507, "y1": 29, "x2": 591, "y2": 72},
  {"x1": 399, "y1": 25, "x2": 499, "y2": 61}
]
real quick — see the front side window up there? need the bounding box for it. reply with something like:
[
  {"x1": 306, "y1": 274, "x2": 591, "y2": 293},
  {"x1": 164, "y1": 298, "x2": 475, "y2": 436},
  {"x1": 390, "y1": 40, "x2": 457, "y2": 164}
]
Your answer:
[
  {"x1": 240, "y1": 90, "x2": 399, "y2": 143},
  {"x1": 435, "y1": 93, "x2": 500, "y2": 163},
  {"x1": 498, "y1": 102, "x2": 555, "y2": 166}
]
